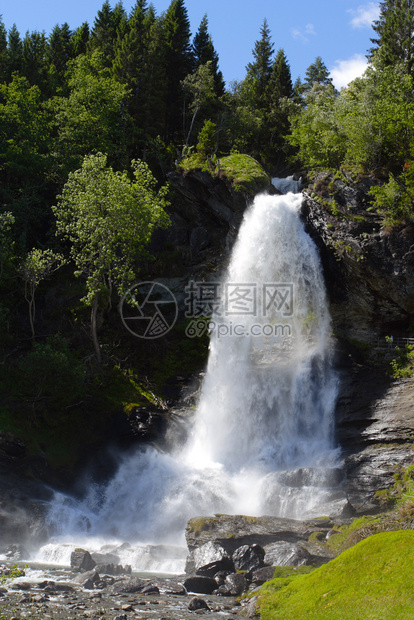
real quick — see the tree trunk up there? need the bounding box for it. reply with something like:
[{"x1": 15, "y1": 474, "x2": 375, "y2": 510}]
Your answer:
[{"x1": 91, "y1": 292, "x2": 102, "y2": 364}]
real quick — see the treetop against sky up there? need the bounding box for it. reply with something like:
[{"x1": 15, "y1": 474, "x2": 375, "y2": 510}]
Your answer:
[{"x1": 1, "y1": 0, "x2": 380, "y2": 89}]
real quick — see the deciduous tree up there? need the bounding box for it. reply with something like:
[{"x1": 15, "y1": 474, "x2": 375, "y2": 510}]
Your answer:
[{"x1": 53, "y1": 153, "x2": 170, "y2": 363}]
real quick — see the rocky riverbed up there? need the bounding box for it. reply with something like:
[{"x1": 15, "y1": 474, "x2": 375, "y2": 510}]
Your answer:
[{"x1": 0, "y1": 565, "x2": 244, "y2": 620}]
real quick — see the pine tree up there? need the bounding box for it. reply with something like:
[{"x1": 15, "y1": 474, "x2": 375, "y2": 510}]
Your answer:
[
  {"x1": 6, "y1": 25, "x2": 23, "y2": 79},
  {"x1": 369, "y1": 0, "x2": 414, "y2": 76},
  {"x1": 193, "y1": 14, "x2": 225, "y2": 97},
  {"x1": 162, "y1": 0, "x2": 194, "y2": 141},
  {"x1": 303, "y1": 56, "x2": 333, "y2": 92},
  {"x1": 245, "y1": 18, "x2": 274, "y2": 109}
]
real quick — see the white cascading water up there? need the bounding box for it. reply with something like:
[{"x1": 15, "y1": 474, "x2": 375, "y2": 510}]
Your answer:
[{"x1": 34, "y1": 180, "x2": 341, "y2": 572}]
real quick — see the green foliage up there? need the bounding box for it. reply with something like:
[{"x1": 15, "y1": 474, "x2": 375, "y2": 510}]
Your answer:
[
  {"x1": 369, "y1": 0, "x2": 414, "y2": 77},
  {"x1": 0, "y1": 564, "x2": 26, "y2": 585},
  {"x1": 196, "y1": 119, "x2": 216, "y2": 158},
  {"x1": 288, "y1": 83, "x2": 345, "y2": 169},
  {"x1": 53, "y1": 152, "x2": 170, "y2": 361},
  {"x1": 54, "y1": 152, "x2": 169, "y2": 305},
  {"x1": 18, "y1": 248, "x2": 65, "y2": 337},
  {"x1": 387, "y1": 343, "x2": 414, "y2": 378},
  {"x1": 52, "y1": 50, "x2": 131, "y2": 173},
  {"x1": 258, "y1": 531, "x2": 414, "y2": 620}
]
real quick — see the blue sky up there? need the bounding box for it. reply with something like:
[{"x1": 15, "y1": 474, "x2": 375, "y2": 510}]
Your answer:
[{"x1": 0, "y1": 0, "x2": 380, "y2": 89}]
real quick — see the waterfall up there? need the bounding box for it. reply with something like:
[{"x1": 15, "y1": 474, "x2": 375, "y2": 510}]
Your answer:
[{"x1": 35, "y1": 183, "x2": 340, "y2": 571}]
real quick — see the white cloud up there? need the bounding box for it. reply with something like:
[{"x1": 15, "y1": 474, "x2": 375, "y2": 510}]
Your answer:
[
  {"x1": 291, "y1": 23, "x2": 316, "y2": 43},
  {"x1": 329, "y1": 54, "x2": 368, "y2": 89},
  {"x1": 348, "y1": 2, "x2": 380, "y2": 29}
]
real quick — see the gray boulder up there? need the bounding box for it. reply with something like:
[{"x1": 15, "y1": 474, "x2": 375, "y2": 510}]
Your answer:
[
  {"x1": 190, "y1": 541, "x2": 233, "y2": 577},
  {"x1": 70, "y1": 548, "x2": 96, "y2": 573},
  {"x1": 232, "y1": 544, "x2": 265, "y2": 572}
]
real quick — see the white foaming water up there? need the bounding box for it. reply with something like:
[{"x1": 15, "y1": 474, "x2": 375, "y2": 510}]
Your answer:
[{"x1": 35, "y1": 186, "x2": 340, "y2": 572}]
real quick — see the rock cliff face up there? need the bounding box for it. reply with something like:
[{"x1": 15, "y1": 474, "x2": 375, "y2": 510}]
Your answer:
[
  {"x1": 153, "y1": 168, "x2": 277, "y2": 277},
  {"x1": 300, "y1": 170, "x2": 414, "y2": 342},
  {"x1": 298, "y1": 171, "x2": 414, "y2": 513}
]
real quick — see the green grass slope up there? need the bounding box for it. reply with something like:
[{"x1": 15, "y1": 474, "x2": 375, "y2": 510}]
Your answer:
[{"x1": 258, "y1": 530, "x2": 414, "y2": 620}]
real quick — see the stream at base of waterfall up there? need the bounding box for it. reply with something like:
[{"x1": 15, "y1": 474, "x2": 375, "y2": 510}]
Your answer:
[{"x1": 17, "y1": 178, "x2": 343, "y2": 574}]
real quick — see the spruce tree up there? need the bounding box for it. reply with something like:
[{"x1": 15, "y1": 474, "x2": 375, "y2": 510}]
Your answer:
[
  {"x1": 72, "y1": 22, "x2": 90, "y2": 57},
  {"x1": 245, "y1": 18, "x2": 274, "y2": 109},
  {"x1": 47, "y1": 23, "x2": 73, "y2": 94},
  {"x1": 6, "y1": 25, "x2": 23, "y2": 79},
  {"x1": 0, "y1": 17, "x2": 7, "y2": 83},
  {"x1": 21, "y1": 31, "x2": 48, "y2": 91},
  {"x1": 369, "y1": 0, "x2": 414, "y2": 76},
  {"x1": 303, "y1": 56, "x2": 333, "y2": 92},
  {"x1": 89, "y1": 1, "x2": 117, "y2": 64},
  {"x1": 193, "y1": 14, "x2": 225, "y2": 97},
  {"x1": 267, "y1": 49, "x2": 293, "y2": 163},
  {"x1": 162, "y1": 0, "x2": 194, "y2": 141}
]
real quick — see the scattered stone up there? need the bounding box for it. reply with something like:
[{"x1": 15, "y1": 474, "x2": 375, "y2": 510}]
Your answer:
[
  {"x1": 188, "y1": 596, "x2": 210, "y2": 611},
  {"x1": 141, "y1": 584, "x2": 160, "y2": 595},
  {"x1": 121, "y1": 603, "x2": 134, "y2": 611},
  {"x1": 251, "y1": 566, "x2": 276, "y2": 585},
  {"x1": 12, "y1": 582, "x2": 32, "y2": 590},
  {"x1": 71, "y1": 548, "x2": 96, "y2": 572},
  {"x1": 184, "y1": 575, "x2": 217, "y2": 595},
  {"x1": 72, "y1": 569, "x2": 100, "y2": 587},
  {"x1": 222, "y1": 573, "x2": 249, "y2": 596}
]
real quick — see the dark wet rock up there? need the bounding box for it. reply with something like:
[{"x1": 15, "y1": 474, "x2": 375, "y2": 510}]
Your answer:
[
  {"x1": 251, "y1": 566, "x2": 276, "y2": 586},
  {"x1": 184, "y1": 575, "x2": 217, "y2": 594},
  {"x1": 70, "y1": 548, "x2": 96, "y2": 572},
  {"x1": 141, "y1": 583, "x2": 160, "y2": 594},
  {"x1": 219, "y1": 573, "x2": 250, "y2": 597},
  {"x1": 214, "y1": 570, "x2": 232, "y2": 587},
  {"x1": 188, "y1": 596, "x2": 210, "y2": 611},
  {"x1": 185, "y1": 514, "x2": 333, "y2": 554},
  {"x1": 278, "y1": 467, "x2": 344, "y2": 488},
  {"x1": 95, "y1": 562, "x2": 131, "y2": 575},
  {"x1": 187, "y1": 541, "x2": 233, "y2": 577},
  {"x1": 12, "y1": 582, "x2": 31, "y2": 590},
  {"x1": 301, "y1": 173, "x2": 414, "y2": 341},
  {"x1": 232, "y1": 544, "x2": 265, "y2": 572},
  {"x1": 336, "y1": 370, "x2": 414, "y2": 510}
]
